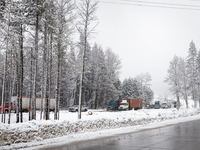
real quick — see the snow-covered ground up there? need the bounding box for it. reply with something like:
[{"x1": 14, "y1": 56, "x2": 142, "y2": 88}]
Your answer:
[{"x1": 0, "y1": 107, "x2": 200, "y2": 150}]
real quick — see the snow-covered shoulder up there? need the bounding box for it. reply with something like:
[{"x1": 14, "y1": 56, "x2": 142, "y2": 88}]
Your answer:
[{"x1": 0, "y1": 108, "x2": 200, "y2": 150}]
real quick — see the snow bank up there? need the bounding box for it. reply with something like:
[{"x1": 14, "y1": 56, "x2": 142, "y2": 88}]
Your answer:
[{"x1": 0, "y1": 108, "x2": 200, "y2": 149}]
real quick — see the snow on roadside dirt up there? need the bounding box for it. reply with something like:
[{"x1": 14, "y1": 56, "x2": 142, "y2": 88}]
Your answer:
[{"x1": 0, "y1": 108, "x2": 200, "y2": 150}]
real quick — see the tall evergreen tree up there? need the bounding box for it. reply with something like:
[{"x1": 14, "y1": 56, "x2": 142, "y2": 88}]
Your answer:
[
  {"x1": 104, "y1": 48, "x2": 121, "y2": 101},
  {"x1": 122, "y1": 78, "x2": 134, "y2": 99},
  {"x1": 187, "y1": 41, "x2": 198, "y2": 107},
  {"x1": 165, "y1": 55, "x2": 182, "y2": 109},
  {"x1": 89, "y1": 44, "x2": 106, "y2": 108},
  {"x1": 178, "y1": 57, "x2": 189, "y2": 108},
  {"x1": 196, "y1": 51, "x2": 200, "y2": 107}
]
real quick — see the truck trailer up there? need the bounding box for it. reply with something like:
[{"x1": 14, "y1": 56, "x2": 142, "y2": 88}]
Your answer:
[
  {"x1": 118, "y1": 99, "x2": 142, "y2": 110},
  {"x1": 11, "y1": 96, "x2": 56, "y2": 112}
]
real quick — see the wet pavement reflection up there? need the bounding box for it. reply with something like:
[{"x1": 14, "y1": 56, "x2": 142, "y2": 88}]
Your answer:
[{"x1": 41, "y1": 120, "x2": 200, "y2": 150}]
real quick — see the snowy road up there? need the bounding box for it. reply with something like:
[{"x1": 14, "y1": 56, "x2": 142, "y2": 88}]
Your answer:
[{"x1": 40, "y1": 119, "x2": 200, "y2": 150}]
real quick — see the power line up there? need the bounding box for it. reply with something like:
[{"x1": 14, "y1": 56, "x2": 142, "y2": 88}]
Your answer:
[
  {"x1": 122, "y1": 0, "x2": 200, "y2": 8},
  {"x1": 97, "y1": 0, "x2": 200, "y2": 11}
]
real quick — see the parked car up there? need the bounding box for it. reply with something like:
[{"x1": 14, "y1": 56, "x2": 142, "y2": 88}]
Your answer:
[
  {"x1": 154, "y1": 101, "x2": 160, "y2": 109},
  {"x1": 154, "y1": 104, "x2": 160, "y2": 109},
  {"x1": 145, "y1": 103, "x2": 150, "y2": 109},
  {"x1": 145, "y1": 103, "x2": 154, "y2": 109},
  {"x1": 161, "y1": 103, "x2": 168, "y2": 109},
  {"x1": 68, "y1": 105, "x2": 88, "y2": 112}
]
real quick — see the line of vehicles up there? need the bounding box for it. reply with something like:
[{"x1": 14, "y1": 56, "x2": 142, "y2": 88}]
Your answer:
[
  {"x1": 68, "y1": 99, "x2": 142, "y2": 112},
  {"x1": 0, "y1": 96, "x2": 175, "y2": 113},
  {"x1": 107, "y1": 99, "x2": 175, "y2": 111},
  {"x1": 146, "y1": 100, "x2": 176, "y2": 109}
]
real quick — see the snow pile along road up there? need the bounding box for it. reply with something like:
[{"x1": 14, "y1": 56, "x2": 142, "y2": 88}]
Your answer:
[{"x1": 0, "y1": 108, "x2": 200, "y2": 148}]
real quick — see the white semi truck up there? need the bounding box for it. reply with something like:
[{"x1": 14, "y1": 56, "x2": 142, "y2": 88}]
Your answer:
[
  {"x1": 118, "y1": 100, "x2": 129, "y2": 111},
  {"x1": 11, "y1": 96, "x2": 56, "y2": 112}
]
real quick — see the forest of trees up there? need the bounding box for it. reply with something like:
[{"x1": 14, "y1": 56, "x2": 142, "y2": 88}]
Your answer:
[
  {"x1": 165, "y1": 40, "x2": 200, "y2": 108},
  {"x1": 0, "y1": 0, "x2": 154, "y2": 122},
  {"x1": 122, "y1": 73, "x2": 154, "y2": 105}
]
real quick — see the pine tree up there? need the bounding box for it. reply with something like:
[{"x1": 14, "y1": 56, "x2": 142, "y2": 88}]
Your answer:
[
  {"x1": 135, "y1": 73, "x2": 152, "y2": 105},
  {"x1": 104, "y1": 48, "x2": 121, "y2": 101},
  {"x1": 165, "y1": 55, "x2": 182, "y2": 109},
  {"x1": 122, "y1": 78, "x2": 134, "y2": 99},
  {"x1": 65, "y1": 44, "x2": 78, "y2": 107},
  {"x1": 89, "y1": 44, "x2": 106, "y2": 108},
  {"x1": 187, "y1": 41, "x2": 198, "y2": 107},
  {"x1": 196, "y1": 51, "x2": 200, "y2": 107},
  {"x1": 179, "y1": 57, "x2": 190, "y2": 108}
]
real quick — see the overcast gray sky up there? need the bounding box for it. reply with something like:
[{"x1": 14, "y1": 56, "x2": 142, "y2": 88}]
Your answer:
[{"x1": 90, "y1": 0, "x2": 200, "y2": 96}]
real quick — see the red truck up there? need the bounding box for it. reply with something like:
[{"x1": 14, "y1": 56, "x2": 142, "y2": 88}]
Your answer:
[
  {"x1": 0, "y1": 102, "x2": 14, "y2": 113},
  {"x1": 118, "y1": 99, "x2": 142, "y2": 110}
]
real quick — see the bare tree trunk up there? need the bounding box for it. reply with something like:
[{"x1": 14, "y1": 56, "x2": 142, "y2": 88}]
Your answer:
[
  {"x1": 3, "y1": 80, "x2": 6, "y2": 123},
  {"x1": 58, "y1": 99, "x2": 60, "y2": 120},
  {"x1": 20, "y1": 24, "x2": 23, "y2": 123},
  {"x1": 8, "y1": 49, "x2": 13, "y2": 124},
  {"x1": 1, "y1": 1, "x2": 10, "y2": 123},
  {"x1": 55, "y1": 54, "x2": 60, "y2": 120},
  {"x1": 32, "y1": 1, "x2": 39, "y2": 120},
  {"x1": 45, "y1": 30, "x2": 49, "y2": 120},
  {"x1": 29, "y1": 48, "x2": 33, "y2": 121},
  {"x1": 45, "y1": 71, "x2": 49, "y2": 120},
  {"x1": 41, "y1": 33, "x2": 46, "y2": 120},
  {"x1": 43, "y1": 71, "x2": 47, "y2": 120},
  {"x1": 78, "y1": 12, "x2": 88, "y2": 120},
  {"x1": 40, "y1": 45, "x2": 44, "y2": 119},
  {"x1": 77, "y1": 0, "x2": 98, "y2": 119},
  {"x1": 78, "y1": 39, "x2": 86, "y2": 119},
  {"x1": 42, "y1": 46, "x2": 46, "y2": 119},
  {"x1": 176, "y1": 92, "x2": 180, "y2": 110},
  {"x1": 40, "y1": 93, "x2": 43, "y2": 120},
  {"x1": 1, "y1": 49, "x2": 7, "y2": 123},
  {"x1": 185, "y1": 94, "x2": 188, "y2": 108},
  {"x1": 49, "y1": 32, "x2": 52, "y2": 110},
  {"x1": 16, "y1": 62, "x2": 20, "y2": 123}
]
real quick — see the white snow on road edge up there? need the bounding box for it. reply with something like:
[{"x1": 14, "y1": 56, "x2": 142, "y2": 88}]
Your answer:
[
  {"x1": 0, "y1": 108, "x2": 200, "y2": 150},
  {"x1": 24, "y1": 114, "x2": 200, "y2": 150}
]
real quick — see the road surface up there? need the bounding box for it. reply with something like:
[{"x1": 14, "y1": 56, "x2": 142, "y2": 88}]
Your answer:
[{"x1": 42, "y1": 119, "x2": 200, "y2": 150}]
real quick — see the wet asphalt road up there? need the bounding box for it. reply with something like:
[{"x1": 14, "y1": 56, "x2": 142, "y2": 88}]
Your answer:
[{"x1": 42, "y1": 120, "x2": 200, "y2": 150}]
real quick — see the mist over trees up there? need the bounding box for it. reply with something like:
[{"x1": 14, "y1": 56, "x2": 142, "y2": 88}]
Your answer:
[
  {"x1": 165, "y1": 40, "x2": 200, "y2": 108},
  {"x1": 0, "y1": 0, "x2": 154, "y2": 122}
]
